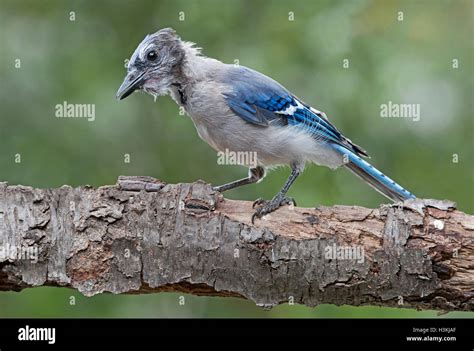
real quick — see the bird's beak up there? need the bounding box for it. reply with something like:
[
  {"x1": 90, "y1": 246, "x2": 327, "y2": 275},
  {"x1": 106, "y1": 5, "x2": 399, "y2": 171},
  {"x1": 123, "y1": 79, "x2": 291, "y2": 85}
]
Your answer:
[{"x1": 116, "y1": 70, "x2": 146, "y2": 100}]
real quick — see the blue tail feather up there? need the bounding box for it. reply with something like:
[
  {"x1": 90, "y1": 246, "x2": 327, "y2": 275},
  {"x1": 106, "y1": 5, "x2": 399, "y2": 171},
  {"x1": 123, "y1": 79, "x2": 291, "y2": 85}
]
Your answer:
[{"x1": 331, "y1": 144, "x2": 416, "y2": 202}]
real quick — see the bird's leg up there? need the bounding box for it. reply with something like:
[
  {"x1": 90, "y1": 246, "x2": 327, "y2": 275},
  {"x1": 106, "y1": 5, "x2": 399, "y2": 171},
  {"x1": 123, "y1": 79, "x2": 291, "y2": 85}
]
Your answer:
[
  {"x1": 212, "y1": 166, "x2": 265, "y2": 193},
  {"x1": 252, "y1": 165, "x2": 300, "y2": 223}
]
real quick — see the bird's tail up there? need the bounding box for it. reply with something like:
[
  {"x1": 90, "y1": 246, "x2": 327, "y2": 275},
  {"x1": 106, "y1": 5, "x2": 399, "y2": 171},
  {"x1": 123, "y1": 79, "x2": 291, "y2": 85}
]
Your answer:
[{"x1": 331, "y1": 144, "x2": 416, "y2": 202}]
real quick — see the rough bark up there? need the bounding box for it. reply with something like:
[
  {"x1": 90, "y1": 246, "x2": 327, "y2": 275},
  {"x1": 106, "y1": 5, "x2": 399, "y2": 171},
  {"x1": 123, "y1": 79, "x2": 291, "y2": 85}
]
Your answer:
[{"x1": 0, "y1": 176, "x2": 472, "y2": 311}]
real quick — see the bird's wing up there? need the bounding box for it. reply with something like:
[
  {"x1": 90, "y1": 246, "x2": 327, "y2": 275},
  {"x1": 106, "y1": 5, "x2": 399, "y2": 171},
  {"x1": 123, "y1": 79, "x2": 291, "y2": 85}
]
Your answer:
[{"x1": 221, "y1": 66, "x2": 368, "y2": 157}]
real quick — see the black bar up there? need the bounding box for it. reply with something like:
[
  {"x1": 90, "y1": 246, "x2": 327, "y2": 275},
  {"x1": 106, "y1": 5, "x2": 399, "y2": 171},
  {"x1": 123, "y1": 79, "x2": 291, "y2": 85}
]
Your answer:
[{"x1": 0, "y1": 318, "x2": 471, "y2": 350}]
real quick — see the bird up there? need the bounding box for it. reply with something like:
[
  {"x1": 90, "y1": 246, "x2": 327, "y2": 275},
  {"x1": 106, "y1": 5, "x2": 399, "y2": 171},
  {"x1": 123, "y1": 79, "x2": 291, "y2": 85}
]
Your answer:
[{"x1": 116, "y1": 27, "x2": 416, "y2": 223}]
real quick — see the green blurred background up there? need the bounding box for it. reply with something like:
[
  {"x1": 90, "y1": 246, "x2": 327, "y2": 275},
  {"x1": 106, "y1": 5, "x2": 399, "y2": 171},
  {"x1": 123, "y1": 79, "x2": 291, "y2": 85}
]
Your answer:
[{"x1": 0, "y1": 0, "x2": 472, "y2": 318}]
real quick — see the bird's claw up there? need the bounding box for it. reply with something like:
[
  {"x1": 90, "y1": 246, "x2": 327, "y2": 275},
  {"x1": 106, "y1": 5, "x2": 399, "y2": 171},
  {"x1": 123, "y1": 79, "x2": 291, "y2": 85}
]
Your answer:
[
  {"x1": 252, "y1": 198, "x2": 265, "y2": 208},
  {"x1": 251, "y1": 196, "x2": 296, "y2": 224}
]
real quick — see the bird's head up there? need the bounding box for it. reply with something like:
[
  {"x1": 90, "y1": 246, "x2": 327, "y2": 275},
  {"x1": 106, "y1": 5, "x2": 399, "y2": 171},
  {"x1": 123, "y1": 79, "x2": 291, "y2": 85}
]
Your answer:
[{"x1": 116, "y1": 28, "x2": 185, "y2": 100}]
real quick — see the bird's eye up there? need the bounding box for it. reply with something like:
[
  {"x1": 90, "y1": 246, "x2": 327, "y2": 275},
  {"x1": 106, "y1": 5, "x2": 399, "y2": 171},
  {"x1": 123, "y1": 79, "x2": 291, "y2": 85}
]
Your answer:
[{"x1": 147, "y1": 51, "x2": 158, "y2": 61}]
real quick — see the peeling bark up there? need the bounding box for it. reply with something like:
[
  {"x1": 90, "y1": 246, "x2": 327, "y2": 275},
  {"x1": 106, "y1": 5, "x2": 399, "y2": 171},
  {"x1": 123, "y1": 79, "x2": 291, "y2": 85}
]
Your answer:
[{"x1": 0, "y1": 176, "x2": 472, "y2": 311}]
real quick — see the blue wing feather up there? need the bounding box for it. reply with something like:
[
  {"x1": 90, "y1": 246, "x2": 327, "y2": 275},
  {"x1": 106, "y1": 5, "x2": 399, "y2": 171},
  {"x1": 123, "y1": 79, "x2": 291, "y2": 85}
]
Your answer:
[{"x1": 221, "y1": 66, "x2": 367, "y2": 155}]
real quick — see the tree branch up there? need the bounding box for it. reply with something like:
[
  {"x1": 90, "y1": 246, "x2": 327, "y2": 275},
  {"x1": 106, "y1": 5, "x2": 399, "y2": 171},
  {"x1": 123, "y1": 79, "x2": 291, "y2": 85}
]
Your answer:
[{"x1": 0, "y1": 176, "x2": 472, "y2": 311}]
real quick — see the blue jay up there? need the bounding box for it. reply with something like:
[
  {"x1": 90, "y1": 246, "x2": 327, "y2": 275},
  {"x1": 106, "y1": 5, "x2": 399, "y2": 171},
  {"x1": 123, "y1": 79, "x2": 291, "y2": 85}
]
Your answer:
[{"x1": 116, "y1": 28, "x2": 416, "y2": 222}]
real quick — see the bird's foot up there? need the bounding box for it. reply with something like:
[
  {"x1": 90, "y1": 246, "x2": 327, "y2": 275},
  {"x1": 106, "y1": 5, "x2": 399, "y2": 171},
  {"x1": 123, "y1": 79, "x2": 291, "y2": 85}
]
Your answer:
[{"x1": 252, "y1": 196, "x2": 296, "y2": 223}]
